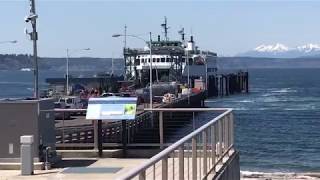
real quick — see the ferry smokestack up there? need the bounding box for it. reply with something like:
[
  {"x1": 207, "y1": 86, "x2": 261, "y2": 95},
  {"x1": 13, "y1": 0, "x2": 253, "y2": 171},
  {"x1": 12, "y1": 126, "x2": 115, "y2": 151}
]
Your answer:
[
  {"x1": 190, "y1": 36, "x2": 194, "y2": 43},
  {"x1": 158, "y1": 35, "x2": 160, "y2": 42},
  {"x1": 182, "y1": 34, "x2": 185, "y2": 41}
]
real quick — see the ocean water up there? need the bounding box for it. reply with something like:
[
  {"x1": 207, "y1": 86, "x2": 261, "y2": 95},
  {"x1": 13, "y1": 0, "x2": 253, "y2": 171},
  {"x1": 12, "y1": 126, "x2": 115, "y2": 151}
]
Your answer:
[
  {"x1": 1, "y1": 68, "x2": 319, "y2": 173},
  {"x1": 206, "y1": 68, "x2": 320, "y2": 173},
  {"x1": 0, "y1": 70, "x2": 98, "y2": 98}
]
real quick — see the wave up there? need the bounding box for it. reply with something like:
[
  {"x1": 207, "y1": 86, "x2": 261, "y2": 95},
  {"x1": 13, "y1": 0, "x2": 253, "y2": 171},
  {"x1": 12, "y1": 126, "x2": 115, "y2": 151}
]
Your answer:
[
  {"x1": 237, "y1": 100, "x2": 254, "y2": 103},
  {"x1": 261, "y1": 93, "x2": 273, "y2": 97},
  {"x1": 204, "y1": 100, "x2": 218, "y2": 103},
  {"x1": 234, "y1": 107, "x2": 249, "y2": 111},
  {"x1": 284, "y1": 106, "x2": 317, "y2": 111},
  {"x1": 0, "y1": 81, "x2": 32, "y2": 85},
  {"x1": 261, "y1": 97, "x2": 279, "y2": 103},
  {"x1": 271, "y1": 88, "x2": 298, "y2": 93},
  {"x1": 241, "y1": 171, "x2": 320, "y2": 179}
]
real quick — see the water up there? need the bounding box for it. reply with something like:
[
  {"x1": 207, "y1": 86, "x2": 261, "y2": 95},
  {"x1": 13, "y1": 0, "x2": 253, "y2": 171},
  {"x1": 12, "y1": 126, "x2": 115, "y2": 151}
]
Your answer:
[
  {"x1": 206, "y1": 68, "x2": 320, "y2": 173},
  {"x1": 0, "y1": 70, "x2": 100, "y2": 98},
  {"x1": 1, "y1": 68, "x2": 319, "y2": 173}
]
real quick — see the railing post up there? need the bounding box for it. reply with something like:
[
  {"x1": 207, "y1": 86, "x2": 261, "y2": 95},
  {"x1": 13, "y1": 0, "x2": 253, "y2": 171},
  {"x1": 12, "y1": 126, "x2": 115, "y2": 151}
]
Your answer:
[
  {"x1": 223, "y1": 116, "x2": 227, "y2": 154},
  {"x1": 192, "y1": 137, "x2": 197, "y2": 180},
  {"x1": 162, "y1": 156, "x2": 168, "y2": 180},
  {"x1": 179, "y1": 146, "x2": 184, "y2": 180},
  {"x1": 192, "y1": 112, "x2": 195, "y2": 130},
  {"x1": 62, "y1": 112, "x2": 65, "y2": 144},
  {"x1": 97, "y1": 120, "x2": 103, "y2": 157},
  {"x1": 226, "y1": 114, "x2": 229, "y2": 151},
  {"x1": 159, "y1": 111, "x2": 164, "y2": 149},
  {"x1": 93, "y1": 120, "x2": 98, "y2": 150},
  {"x1": 230, "y1": 112, "x2": 234, "y2": 146},
  {"x1": 122, "y1": 120, "x2": 127, "y2": 155},
  {"x1": 211, "y1": 124, "x2": 216, "y2": 173},
  {"x1": 138, "y1": 170, "x2": 146, "y2": 180},
  {"x1": 127, "y1": 122, "x2": 131, "y2": 144},
  {"x1": 203, "y1": 129, "x2": 208, "y2": 180},
  {"x1": 218, "y1": 120, "x2": 222, "y2": 158}
]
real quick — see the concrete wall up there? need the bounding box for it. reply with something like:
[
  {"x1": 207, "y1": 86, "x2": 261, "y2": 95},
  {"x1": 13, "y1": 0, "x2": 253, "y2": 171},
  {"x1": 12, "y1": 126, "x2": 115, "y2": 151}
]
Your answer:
[{"x1": 0, "y1": 99, "x2": 55, "y2": 162}]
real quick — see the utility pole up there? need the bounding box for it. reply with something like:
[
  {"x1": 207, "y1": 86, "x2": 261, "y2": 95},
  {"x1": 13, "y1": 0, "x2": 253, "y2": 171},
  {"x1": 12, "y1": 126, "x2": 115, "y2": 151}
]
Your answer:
[
  {"x1": 66, "y1": 49, "x2": 70, "y2": 95},
  {"x1": 123, "y1": 25, "x2": 127, "y2": 80},
  {"x1": 27, "y1": 0, "x2": 39, "y2": 99},
  {"x1": 186, "y1": 49, "x2": 190, "y2": 104},
  {"x1": 111, "y1": 53, "x2": 114, "y2": 75},
  {"x1": 124, "y1": 25, "x2": 127, "y2": 50},
  {"x1": 149, "y1": 32, "x2": 153, "y2": 109}
]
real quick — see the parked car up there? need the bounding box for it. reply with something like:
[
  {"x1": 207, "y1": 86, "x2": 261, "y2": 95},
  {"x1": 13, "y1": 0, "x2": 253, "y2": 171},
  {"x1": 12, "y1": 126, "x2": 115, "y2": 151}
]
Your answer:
[
  {"x1": 58, "y1": 96, "x2": 85, "y2": 115},
  {"x1": 54, "y1": 102, "x2": 71, "y2": 120},
  {"x1": 100, "y1": 93, "x2": 120, "y2": 97},
  {"x1": 59, "y1": 96, "x2": 83, "y2": 109}
]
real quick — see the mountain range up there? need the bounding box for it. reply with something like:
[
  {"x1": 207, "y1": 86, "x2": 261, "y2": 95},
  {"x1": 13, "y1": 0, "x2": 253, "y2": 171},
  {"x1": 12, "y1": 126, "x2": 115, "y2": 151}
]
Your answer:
[
  {"x1": 238, "y1": 43, "x2": 320, "y2": 58},
  {"x1": 0, "y1": 54, "x2": 124, "y2": 74}
]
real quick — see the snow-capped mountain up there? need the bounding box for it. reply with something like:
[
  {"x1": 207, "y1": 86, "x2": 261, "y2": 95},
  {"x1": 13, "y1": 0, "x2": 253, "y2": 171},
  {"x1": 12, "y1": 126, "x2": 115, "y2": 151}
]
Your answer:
[
  {"x1": 254, "y1": 43, "x2": 289, "y2": 53},
  {"x1": 297, "y1": 44, "x2": 320, "y2": 53},
  {"x1": 239, "y1": 43, "x2": 320, "y2": 58}
]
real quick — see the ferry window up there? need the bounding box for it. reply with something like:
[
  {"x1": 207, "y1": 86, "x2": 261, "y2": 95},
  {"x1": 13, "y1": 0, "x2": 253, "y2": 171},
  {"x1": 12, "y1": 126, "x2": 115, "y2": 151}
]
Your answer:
[
  {"x1": 66, "y1": 98, "x2": 73, "y2": 104},
  {"x1": 153, "y1": 58, "x2": 156, "y2": 62},
  {"x1": 157, "y1": 58, "x2": 160, "y2": 62},
  {"x1": 141, "y1": 59, "x2": 144, "y2": 63},
  {"x1": 148, "y1": 58, "x2": 150, "y2": 62},
  {"x1": 166, "y1": 58, "x2": 170, "y2": 62},
  {"x1": 161, "y1": 58, "x2": 165, "y2": 62},
  {"x1": 135, "y1": 59, "x2": 140, "y2": 65}
]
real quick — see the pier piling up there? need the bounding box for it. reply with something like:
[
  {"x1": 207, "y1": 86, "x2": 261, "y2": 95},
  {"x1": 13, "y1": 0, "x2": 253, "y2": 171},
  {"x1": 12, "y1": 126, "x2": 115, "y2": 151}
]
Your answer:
[{"x1": 205, "y1": 71, "x2": 249, "y2": 98}]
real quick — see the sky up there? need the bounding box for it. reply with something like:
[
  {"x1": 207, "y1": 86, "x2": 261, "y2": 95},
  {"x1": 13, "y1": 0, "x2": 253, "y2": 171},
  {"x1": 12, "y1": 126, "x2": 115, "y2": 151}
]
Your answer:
[{"x1": 1, "y1": 0, "x2": 320, "y2": 57}]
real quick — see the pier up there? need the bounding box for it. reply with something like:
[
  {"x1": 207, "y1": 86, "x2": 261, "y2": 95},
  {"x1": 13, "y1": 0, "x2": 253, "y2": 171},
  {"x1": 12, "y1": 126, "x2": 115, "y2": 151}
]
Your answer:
[
  {"x1": 0, "y1": 71, "x2": 248, "y2": 179},
  {"x1": 53, "y1": 71, "x2": 249, "y2": 153}
]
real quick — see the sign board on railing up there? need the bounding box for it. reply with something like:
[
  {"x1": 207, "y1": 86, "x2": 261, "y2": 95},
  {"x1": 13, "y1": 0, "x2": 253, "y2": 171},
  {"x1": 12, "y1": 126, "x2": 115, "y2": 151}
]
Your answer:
[{"x1": 86, "y1": 97, "x2": 137, "y2": 120}]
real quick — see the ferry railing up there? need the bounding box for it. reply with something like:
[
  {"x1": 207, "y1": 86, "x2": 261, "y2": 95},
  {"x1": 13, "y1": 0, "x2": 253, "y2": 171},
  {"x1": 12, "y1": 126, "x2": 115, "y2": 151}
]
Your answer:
[{"x1": 117, "y1": 108, "x2": 234, "y2": 180}]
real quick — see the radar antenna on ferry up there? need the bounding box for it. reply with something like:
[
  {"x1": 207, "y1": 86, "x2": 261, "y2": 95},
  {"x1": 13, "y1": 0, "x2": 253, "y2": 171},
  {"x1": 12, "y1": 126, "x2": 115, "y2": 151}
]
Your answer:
[
  {"x1": 178, "y1": 27, "x2": 185, "y2": 43},
  {"x1": 161, "y1": 16, "x2": 170, "y2": 41}
]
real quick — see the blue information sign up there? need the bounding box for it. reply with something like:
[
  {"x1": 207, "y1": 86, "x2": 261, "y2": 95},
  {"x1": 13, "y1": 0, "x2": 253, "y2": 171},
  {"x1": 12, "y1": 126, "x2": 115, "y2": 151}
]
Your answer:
[{"x1": 86, "y1": 97, "x2": 137, "y2": 120}]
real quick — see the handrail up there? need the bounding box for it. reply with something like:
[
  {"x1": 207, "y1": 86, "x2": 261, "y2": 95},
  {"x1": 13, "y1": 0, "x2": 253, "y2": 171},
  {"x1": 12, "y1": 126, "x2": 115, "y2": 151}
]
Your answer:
[
  {"x1": 46, "y1": 107, "x2": 153, "y2": 146},
  {"x1": 145, "y1": 107, "x2": 230, "y2": 112},
  {"x1": 117, "y1": 108, "x2": 233, "y2": 180},
  {"x1": 41, "y1": 108, "x2": 86, "y2": 112}
]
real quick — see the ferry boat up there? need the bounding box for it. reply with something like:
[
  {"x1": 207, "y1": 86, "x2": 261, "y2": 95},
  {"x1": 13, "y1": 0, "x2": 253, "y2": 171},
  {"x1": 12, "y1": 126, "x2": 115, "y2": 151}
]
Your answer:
[{"x1": 123, "y1": 17, "x2": 218, "y2": 88}]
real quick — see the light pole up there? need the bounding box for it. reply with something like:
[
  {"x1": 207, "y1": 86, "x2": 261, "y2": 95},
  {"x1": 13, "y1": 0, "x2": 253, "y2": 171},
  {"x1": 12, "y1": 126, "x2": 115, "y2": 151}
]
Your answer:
[
  {"x1": 202, "y1": 51, "x2": 209, "y2": 91},
  {"x1": 66, "y1": 48, "x2": 90, "y2": 95},
  {"x1": 25, "y1": 0, "x2": 39, "y2": 99},
  {"x1": 185, "y1": 49, "x2": 190, "y2": 104},
  {"x1": 112, "y1": 33, "x2": 153, "y2": 109}
]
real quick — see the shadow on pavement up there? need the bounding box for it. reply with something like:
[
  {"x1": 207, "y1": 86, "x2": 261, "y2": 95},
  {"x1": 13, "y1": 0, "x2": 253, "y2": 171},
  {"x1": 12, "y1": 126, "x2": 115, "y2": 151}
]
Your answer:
[{"x1": 52, "y1": 159, "x2": 97, "y2": 168}]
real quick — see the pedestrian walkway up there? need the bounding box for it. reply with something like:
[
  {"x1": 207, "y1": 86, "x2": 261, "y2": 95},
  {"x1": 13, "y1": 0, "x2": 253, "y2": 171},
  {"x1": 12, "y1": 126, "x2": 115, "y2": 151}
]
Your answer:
[{"x1": 0, "y1": 158, "x2": 147, "y2": 180}]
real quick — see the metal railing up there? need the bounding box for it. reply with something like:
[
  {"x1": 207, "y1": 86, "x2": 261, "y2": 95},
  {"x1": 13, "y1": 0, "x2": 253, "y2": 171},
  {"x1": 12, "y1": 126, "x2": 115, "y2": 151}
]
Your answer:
[
  {"x1": 117, "y1": 108, "x2": 234, "y2": 180},
  {"x1": 45, "y1": 108, "x2": 153, "y2": 148}
]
